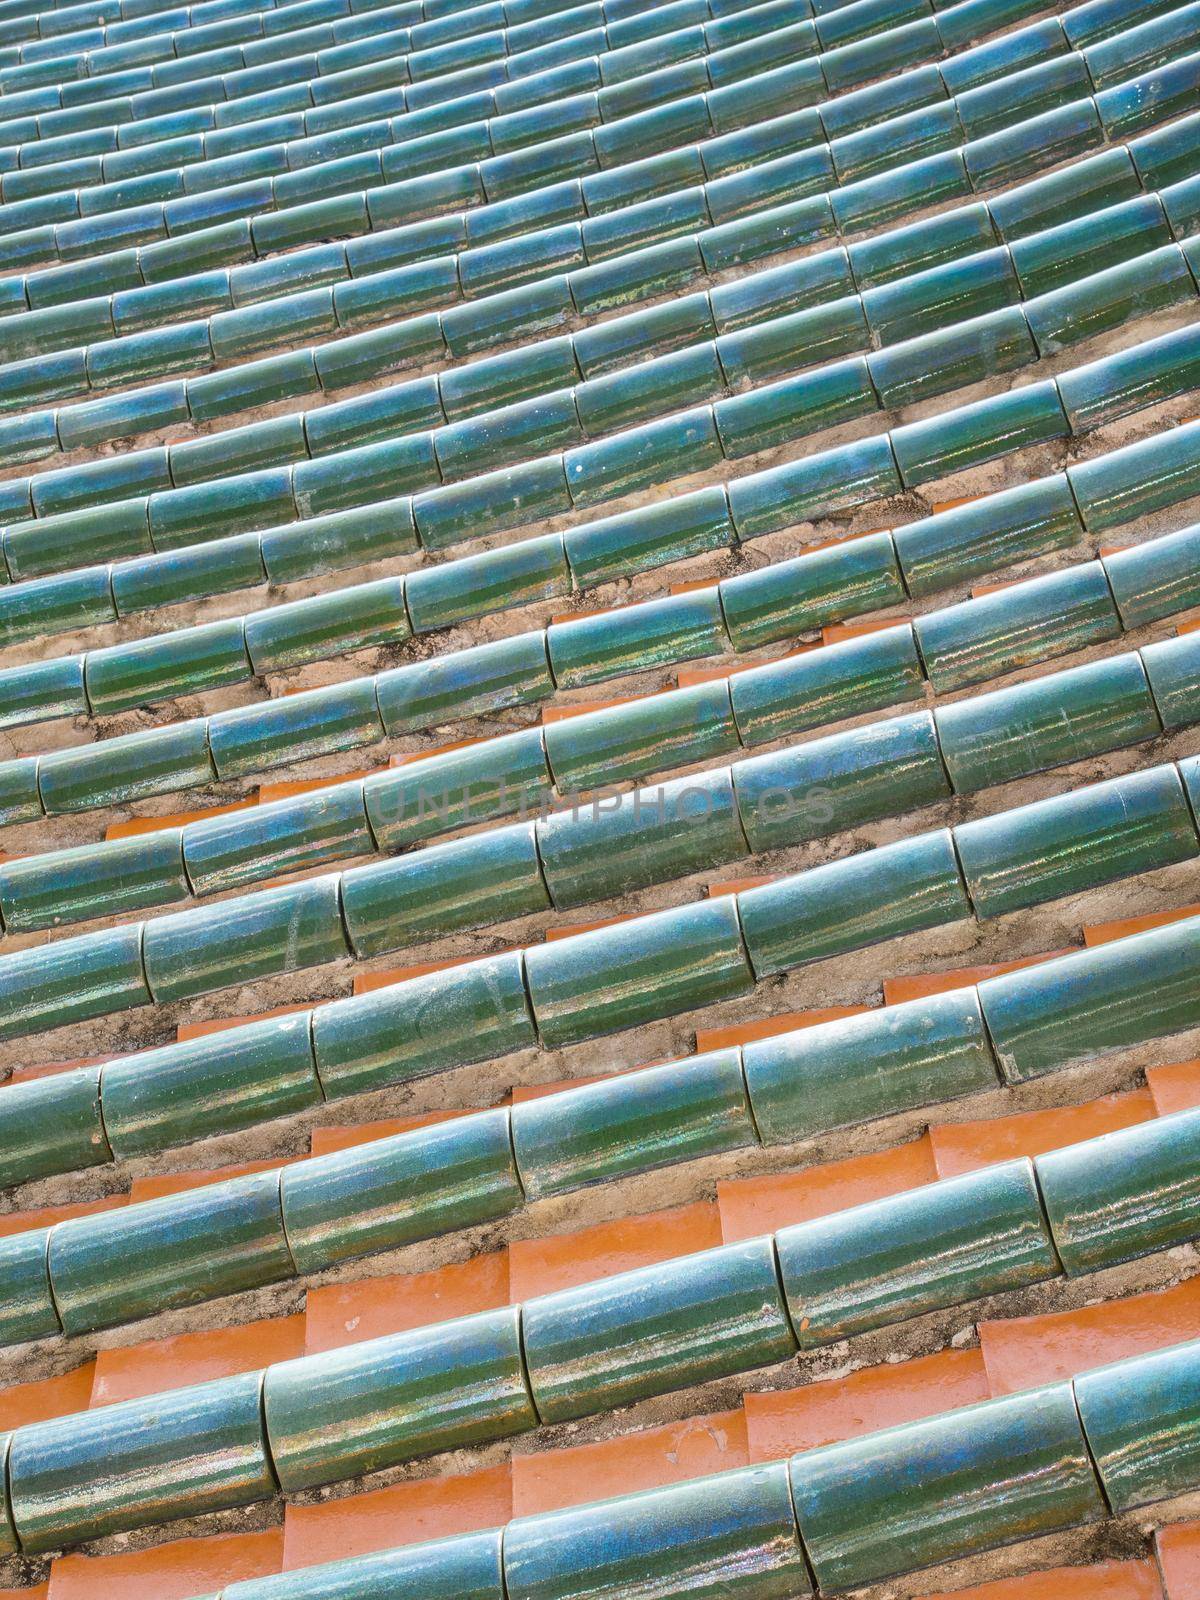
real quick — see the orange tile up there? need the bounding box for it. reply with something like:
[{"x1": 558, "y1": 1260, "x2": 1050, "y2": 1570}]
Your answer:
[
  {"x1": 308, "y1": 1112, "x2": 469, "y2": 1156},
  {"x1": 512, "y1": 1409, "x2": 749, "y2": 1518},
  {"x1": 821, "y1": 619, "x2": 899, "y2": 644},
  {"x1": 1157, "y1": 1522, "x2": 1200, "y2": 1598},
  {"x1": 980, "y1": 1277, "x2": 1200, "y2": 1398},
  {"x1": 550, "y1": 604, "x2": 610, "y2": 624},
  {"x1": 675, "y1": 649, "x2": 818, "y2": 690},
  {"x1": 0, "y1": 1363, "x2": 96, "y2": 1432},
  {"x1": 670, "y1": 578, "x2": 717, "y2": 596},
  {"x1": 545, "y1": 914, "x2": 635, "y2": 941},
  {"x1": 800, "y1": 529, "x2": 866, "y2": 552},
  {"x1": 106, "y1": 800, "x2": 253, "y2": 839},
  {"x1": 696, "y1": 1006, "x2": 870, "y2": 1052},
  {"x1": 0, "y1": 1587, "x2": 47, "y2": 1599},
  {"x1": 6, "y1": 1055, "x2": 106, "y2": 1084},
  {"x1": 507, "y1": 1064, "x2": 663, "y2": 1105},
  {"x1": 352, "y1": 955, "x2": 472, "y2": 994},
  {"x1": 675, "y1": 664, "x2": 739, "y2": 687},
  {"x1": 678, "y1": 645, "x2": 817, "y2": 691},
  {"x1": 718, "y1": 1136, "x2": 937, "y2": 1243},
  {"x1": 509, "y1": 1201, "x2": 722, "y2": 1300},
  {"x1": 177, "y1": 1002, "x2": 314, "y2": 1041},
  {"x1": 47, "y1": 1531, "x2": 284, "y2": 1600},
  {"x1": 931, "y1": 494, "x2": 982, "y2": 514},
  {"x1": 91, "y1": 1315, "x2": 305, "y2": 1406},
  {"x1": 744, "y1": 1349, "x2": 989, "y2": 1462},
  {"x1": 882, "y1": 950, "x2": 1070, "y2": 1005},
  {"x1": 257, "y1": 768, "x2": 377, "y2": 803},
  {"x1": 1099, "y1": 544, "x2": 1131, "y2": 557},
  {"x1": 541, "y1": 696, "x2": 642, "y2": 723},
  {"x1": 283, "y1": 1464, "x2": 511, "y2": 1570},
  {"x1": 1178, "y1": 615, "x2": 1200, "y2": 636},
  {"x1": 707, "y1": 874, "x2": 776, "y2": 897},
  {"x1": 388, "y1": 737, "x2": 484, "y2": 767},
  {"x1": 510, "y1": 1074, "x2": 608, "y2": 1103},
  {"x1": 1083, "y1": 903, "x2": 1200, "y2": 946},
  {"x1": 925, "y1": 1560, "x2": 1162, "y2": 1599},
  {"x1": 130, "y1": 1159, "x2": 290, "y2": 1202},
  {"x1": 0, "y1": 1196, "x2": 126, "y2": 1238},
  {"x1": 928, "y1": 1089, "x2": 1155, "y2": 1179},
  {"x1": 305, "y1": 1251, "x2": 511, "y2": 1354},
  {"x1": 1148, "y1": 1059, "x2": 1200, "y2": 1118},
  {"x1": 969, "y1": 580, "x2": 1020, "y2": 596}
]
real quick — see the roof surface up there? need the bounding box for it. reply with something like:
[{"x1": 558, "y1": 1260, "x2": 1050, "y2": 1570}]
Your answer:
[{"x1": 1, "y1": 0, "x2": 1200, "y2": 1593}]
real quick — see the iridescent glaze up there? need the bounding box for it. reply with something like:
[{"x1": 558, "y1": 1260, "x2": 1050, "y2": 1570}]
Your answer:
[
  {"x1": 47, "y1": 1168, "x2": 295, "y2": 1333},
  {"x1": 526, "y1": 895, "x2": 755, "y2": 1046},
  {"x1": 523, "y1": 1236, "x2": 796, "y2": 1422},
  {"x1": 730, "y1": 625, "x2": 925, "y2": 746},
  {"x1": 142, "y1": 874, "x2": 348, "y2": 1002},
  {"x1": 0, "y1": 1065, "x2": 111, "y2": 1188},
  {"x1": 263, "y1": 1307, "x2": 536, "y2": 1491},
  {"x1": 313, "y1": 950, "x2": 535, "y2": 1098},
  {"x1": 776, "y1": 1158, "x2": 1058, "y2": 1346},
  {"x1": 936, "y1": 651, "x2": 1162, "y2": 793},
  {"x1": 979, "y1": 915, "x2": 1200, "y2": 1082},
  {"x1": 538, "y1": 768, "x2": 748, "y2": 906},
  {"x1": 547, "y1": 588, "x2": 730, "y2": 688},
  {"x1": 737, "y1": 827, "x2": 969, "y2": 978},
  {"x1": 101, "y1": 1011, "x2": 321, "y2": 1160},
  {"x1": 376, "y1": 632, "x2": 553, "y2": 736},
  {"x1": 209, "y1": 680, "x2": 385, "y2": 780},
  {"x1": 505, "y1": 1464, "x2": 813, "y2": 1600},
  {"x1": 281, "y1": 1108, "x2": 524, "y2": 1273},
  {"x1": 512, "y1": 1047, "x2": 758, "y2": 1198},
  {"x1": 914, "y1": 562, "x2": 1120, "y2": 694},
  {"x1": 1077, "y1": 1339, "x2": 1200, "y2": 1511},
  {"x1": 543, "y1": 678, "x2": 741, "y2": 791},
  {"x1": 1037, "y1": 1107, "x2": 1200, "y2": 1274},
  {"x1": 340, "y1": 820, "x2": 550, "y2": 959},
  {"x1": 789, "y1": 1383, "x2": 1103, "y2": 1591},
  {"x1": 745, "y1": 987, "x2": 1000, "y2": 1143},
  {"x1": 0, "y1": 922, "x2": 149, "y2": 1041},
  {"x1": 9, "y1": 1371, "x2": 276, "y2": 1553},
  {"x1": 955, "y1": 763, "x2": 1199, "y2": 919},
  {"x1": 223, "y1": 1529, "x2": 506, "y2": 1600},
  {"x1": 0, "y1": 827, "x2": 188, "y2": 930},
  {"x1": 733, "y1": 710, "x2": 950, "y2": 851}
]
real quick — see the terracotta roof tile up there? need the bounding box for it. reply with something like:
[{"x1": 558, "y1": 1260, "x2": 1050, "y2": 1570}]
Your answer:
[
  {"x1": 929, "y1": 1090, "x2": 1156, "y2": 1179},
  {"x1": 1146, "y1": 1059, "x2": 1200, "y2": 1118},
  {"x1": 1156, "y1": 1522, "x2": 1200, "y2": 1598},
  {"x1": 46, "y1": 1531, "x2": 284, "y2": 1599},
  {"x1": 744, "y1": 1349, "x2": 989, "y2": 1461},
  {"x1": 882, "y1": 951, "x2": 1071, "y2": 1004},
  {"x1": 979, "y1": 1279, "x2": 1200, "y2": 1398},
  {"x1": 305, "y1": 1252, "x2": 511, "y2": 1354},
  {"x1": 512, "y1": 1410, "x2": 749, "y2": 1517},
  {"x1": 925, "y1": 1560, "x2": 1163, "y2": 1598},
  {"x1": 282, "y1": 1465, "x2": 512, "y2": 1570},
  {"x1": 696, "y1": 1006, "x2": 870, "y2": 1051},
  {"x1": 91, "y1": 1316, "x2": 305, "y2": 1406},
  {"x1": 719, "y1": 1136, "x2": 938, "y2": 1243},
  {"x1": 509, "y1": 1201, "x2": 723, "y2": 1300},
  {"x1": 0, "y1": 1364, "x2": 96, "y2": 1432}
]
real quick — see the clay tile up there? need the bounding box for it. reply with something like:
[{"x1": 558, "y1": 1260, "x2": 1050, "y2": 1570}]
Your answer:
[
  {"x1": 718, "y1": 1136, "x2": 938, "y2": 1243},
  {"x1": 305, "y1": 1251, "x2": 511, "y2": 1354}
]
